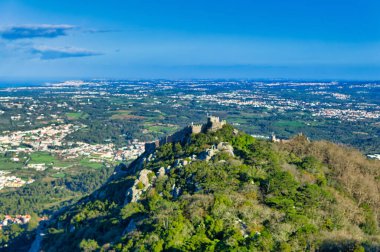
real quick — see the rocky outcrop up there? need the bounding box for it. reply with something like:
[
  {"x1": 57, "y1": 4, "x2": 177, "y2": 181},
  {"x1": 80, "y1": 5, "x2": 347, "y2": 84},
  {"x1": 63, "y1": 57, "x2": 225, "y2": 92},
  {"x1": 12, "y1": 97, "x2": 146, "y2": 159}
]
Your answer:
[
  {"x1": 197, "y1": 142, "x2": 234, "y2": 162},
  {"x1": 124, "y1": 169, "x2": 155, "y2": 204},
  {"x1": 173, "y1": 158, "x2": 191, "y2": 168},
  {"x1": 217, "y1": 142, "x2": 234, "y2": 156},
  {"x1": 198, "y1": 145, "x2": 218, "y2": 161},
  {"x1": 157, "y1": 167, "x2": 166, "y2": 177},
  {"x1": 124, "y1": 141, "x2": 234, "y2": 205}
]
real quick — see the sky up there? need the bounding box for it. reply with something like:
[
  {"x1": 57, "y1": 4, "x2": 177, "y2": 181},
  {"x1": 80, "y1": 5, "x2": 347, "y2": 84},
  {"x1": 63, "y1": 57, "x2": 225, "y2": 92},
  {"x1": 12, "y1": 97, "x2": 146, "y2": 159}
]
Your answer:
[{"x1": 0, "y1": 0, "x2": 379, "y2": 81}]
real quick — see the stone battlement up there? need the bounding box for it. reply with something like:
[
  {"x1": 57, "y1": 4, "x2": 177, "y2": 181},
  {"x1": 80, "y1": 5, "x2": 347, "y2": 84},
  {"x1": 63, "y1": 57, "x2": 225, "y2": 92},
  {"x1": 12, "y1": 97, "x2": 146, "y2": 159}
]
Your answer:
[
  {"x1": 190, "y1": 123, "x2": 203, "y2": 134},
  {"x1": 207, "y1": 116, "x2": 226, "y2": 132},
  {"x1": 144, "y1": 116, "x2": 226, "y2": 152}
]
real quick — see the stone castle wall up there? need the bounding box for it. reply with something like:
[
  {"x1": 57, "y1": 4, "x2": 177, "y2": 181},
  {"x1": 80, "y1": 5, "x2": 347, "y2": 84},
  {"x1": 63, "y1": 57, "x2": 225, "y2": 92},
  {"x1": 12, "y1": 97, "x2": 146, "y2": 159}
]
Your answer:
[
  {"x1": 207, "y1": 116, "x2": 226, "y2": 132},
  {"x1": 190, "y1": 124, "x2": 203, "y2": 134},
  {"x1": 144, "y1": 116, "x2": 226, "y2": 153}
]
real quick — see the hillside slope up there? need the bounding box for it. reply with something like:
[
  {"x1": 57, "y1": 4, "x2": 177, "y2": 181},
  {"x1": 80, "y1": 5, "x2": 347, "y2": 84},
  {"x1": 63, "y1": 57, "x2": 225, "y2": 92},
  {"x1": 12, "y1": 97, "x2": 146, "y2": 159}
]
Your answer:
[{"x1": 40, "y1": 121, "x2": 380, "y2": 252}]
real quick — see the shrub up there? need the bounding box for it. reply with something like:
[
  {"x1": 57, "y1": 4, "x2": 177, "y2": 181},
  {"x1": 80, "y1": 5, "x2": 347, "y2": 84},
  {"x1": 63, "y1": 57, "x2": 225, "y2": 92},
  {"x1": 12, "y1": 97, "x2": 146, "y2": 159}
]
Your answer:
[
  {"x1": 79, "y1": 239, "x2": 99, "y2": 252},
  {"x1": 137, "y1": 181, "x2": 144, "y2": 190},
  {"x1": 120, "y1": 202, "x2": 144, "y2": 220}
]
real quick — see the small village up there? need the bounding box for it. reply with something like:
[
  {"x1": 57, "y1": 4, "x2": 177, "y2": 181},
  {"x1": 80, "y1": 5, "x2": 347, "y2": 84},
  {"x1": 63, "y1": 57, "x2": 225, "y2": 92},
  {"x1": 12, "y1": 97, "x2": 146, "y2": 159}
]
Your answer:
[
  {"x1": 0, "y1": 214, "x2": 48, "y2": 231},
  {"x1": 0, "y1": 124, "x2": 146, "y2": 190},
  {"x1": 0, "y1": 215, "x2": 32, "y2": 230},
  {"x1": 0, "y1": 171, "x2": 35, "y2": 190}
]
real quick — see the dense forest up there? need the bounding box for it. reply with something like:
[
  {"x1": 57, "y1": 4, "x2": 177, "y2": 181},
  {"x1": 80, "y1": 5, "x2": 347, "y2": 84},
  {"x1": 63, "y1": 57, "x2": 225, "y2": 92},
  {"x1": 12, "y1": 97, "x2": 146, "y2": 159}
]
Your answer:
[{"x1": 38, "y1": 124, "x2": 380, "y2": 251}]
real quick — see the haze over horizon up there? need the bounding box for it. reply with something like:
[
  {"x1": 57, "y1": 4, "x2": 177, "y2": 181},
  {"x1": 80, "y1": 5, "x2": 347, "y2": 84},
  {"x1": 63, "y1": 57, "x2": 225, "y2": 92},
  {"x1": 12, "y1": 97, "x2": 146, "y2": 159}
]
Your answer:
[{"x1": 1, "y1": 0, "x2": 379, "y2": 80}]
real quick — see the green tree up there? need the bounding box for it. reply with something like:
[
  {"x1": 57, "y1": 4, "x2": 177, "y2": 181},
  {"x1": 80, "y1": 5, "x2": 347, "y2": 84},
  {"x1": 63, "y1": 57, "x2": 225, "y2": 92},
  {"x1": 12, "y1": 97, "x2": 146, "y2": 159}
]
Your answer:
[
  {"x1": 79, "y1": 239, "x2": 99, "y2": 252},
  {"x1": 26, "y1": 213, "x2": 39, "y2": 231}
]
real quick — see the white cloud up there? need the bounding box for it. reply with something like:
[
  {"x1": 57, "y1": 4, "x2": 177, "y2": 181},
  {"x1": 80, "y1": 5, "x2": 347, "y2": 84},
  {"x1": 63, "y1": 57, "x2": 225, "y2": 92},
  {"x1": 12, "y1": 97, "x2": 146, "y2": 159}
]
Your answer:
[
  {"x1": 0, "y1": 24, "x2": 75, "y2": 40},
  {"x1": 31, "y1": 46, "x2": 102, "y2": 60}
]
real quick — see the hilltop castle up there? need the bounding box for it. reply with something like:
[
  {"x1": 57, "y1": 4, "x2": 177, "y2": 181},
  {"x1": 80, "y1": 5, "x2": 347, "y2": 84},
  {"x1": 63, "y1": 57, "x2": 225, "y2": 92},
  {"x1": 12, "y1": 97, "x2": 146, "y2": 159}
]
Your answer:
[
  {"x1": 145, "y1": 116, "x2": 226, "y2": 152},
  {"x1": 191, "y1": 116, "x2": 226, "y2": 134}
]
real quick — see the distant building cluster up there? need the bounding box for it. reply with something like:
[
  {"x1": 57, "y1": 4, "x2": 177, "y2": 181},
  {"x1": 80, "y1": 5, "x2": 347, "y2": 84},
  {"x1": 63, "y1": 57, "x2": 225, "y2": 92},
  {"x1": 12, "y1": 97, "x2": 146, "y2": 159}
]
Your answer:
[
  {"x1": 0, "y1": 214, "x2": 48, "y2": 230},
  {"x1": 310, "y1": 91, "x2": 351, "y2": 100},
  {"x1": 173, "y1": 83, "x2": 380, "y2": 122},
  {"x1": 0, "y1": 215, "x2": 31, "y2": 230},
  {"x1": 0, "y1": 171, "x2": 34, "y2": 190},
  {"x1": 0, "y1": 124, "x2": 79, "y2": 152},
  {"x1": 312, "y1": 109, "x2": 380, "y2": 121}
]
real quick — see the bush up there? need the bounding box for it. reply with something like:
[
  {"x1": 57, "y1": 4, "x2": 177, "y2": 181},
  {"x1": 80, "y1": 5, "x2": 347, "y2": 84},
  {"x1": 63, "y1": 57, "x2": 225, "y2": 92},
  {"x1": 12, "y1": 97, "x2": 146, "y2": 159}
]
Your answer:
[
  {"x1": 137, "y1": 181, "x2": 144, "y2": 190},
  {"x1": 360, "y1": 204, "x2": 378, "y2": 235},
  {"x1": 120, "y1": 202, "x2": 144, "y2": 220},
  {"x1": 79, "y1": 239, "x2": 99, "y2": 252}
]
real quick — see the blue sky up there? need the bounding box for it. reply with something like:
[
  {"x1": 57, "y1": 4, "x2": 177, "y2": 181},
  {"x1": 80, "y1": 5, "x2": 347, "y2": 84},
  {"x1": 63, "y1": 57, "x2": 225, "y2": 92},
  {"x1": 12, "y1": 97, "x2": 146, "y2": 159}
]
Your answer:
[{"x1": 0, "y1": 0, "x2": 379, "y2": 80}]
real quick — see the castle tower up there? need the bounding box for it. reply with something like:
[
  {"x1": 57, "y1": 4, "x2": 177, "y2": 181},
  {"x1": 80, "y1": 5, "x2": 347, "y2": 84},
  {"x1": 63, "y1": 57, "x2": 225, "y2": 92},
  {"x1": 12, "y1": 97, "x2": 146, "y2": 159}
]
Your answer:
[
  {"x1": 144, "y1": 116, "x2": 227, "y2": 153},
  {"x1": 190, "y1": 124, "x2": 203, "y2": 134},
  {"x1": 207, "y1": 116, "x2": 226, "y2": 132}
]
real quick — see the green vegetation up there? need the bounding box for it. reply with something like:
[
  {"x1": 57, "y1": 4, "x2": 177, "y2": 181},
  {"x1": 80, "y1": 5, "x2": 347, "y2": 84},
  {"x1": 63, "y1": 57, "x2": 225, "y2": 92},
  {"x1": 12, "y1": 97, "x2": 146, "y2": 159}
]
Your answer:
[
  {"x1": 64, "y1": 120, "x2": 137, "y2": 147},
  {"x1": 0, "y1": 165, "x2": 114, "y2": 216},
  {"x1": 79, "y1": 239, "x2": 100, "y2": 252},
  {"x1": 52, "y1": 172, "x2": 66, "y2": 178},
  {"x1": 79, "y1": 159, "x2": 104, "y2": 170},
  {"x1": 144, "y1": 124, "x2": 178, "y2": 135},
  {"x1": 40, "y1": 125, "x2": 380, "y2": 251},
  {"x1": 66, "y1": 112, "x2": 88, "y2": 120},
  {"x1": 0, "y1": 155, "x2": 24, "y2": 170},
  {"x1": 0, "y1": 214, "x2": 39, "y2": 251},
  {"x1": 273, "y1": 120, "x2": 304, "y2": 128},
  {"x1": 29, "y1": 152, "x2": 57, "y2": 164},
  {"x1": 110, "y1": 110, "x2": 144, "y2": 120}
]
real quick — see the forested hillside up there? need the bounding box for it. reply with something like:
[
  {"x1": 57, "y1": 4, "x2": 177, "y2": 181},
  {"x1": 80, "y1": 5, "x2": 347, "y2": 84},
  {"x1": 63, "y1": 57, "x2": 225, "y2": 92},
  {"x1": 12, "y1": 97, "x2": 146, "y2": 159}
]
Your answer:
[{"x1": 40, "y1": 124, "x2": 380, "y2": 252}]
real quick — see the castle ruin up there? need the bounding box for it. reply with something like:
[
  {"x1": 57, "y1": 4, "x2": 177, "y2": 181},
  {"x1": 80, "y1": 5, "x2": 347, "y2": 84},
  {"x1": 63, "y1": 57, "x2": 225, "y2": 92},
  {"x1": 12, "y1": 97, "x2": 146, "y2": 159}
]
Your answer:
[
  {"x1": 145, "y1": 116, "x2": 227, "y2": 152},
  {"x1": 205, "y1": 116, "x2": 226, "y2": 132}
]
